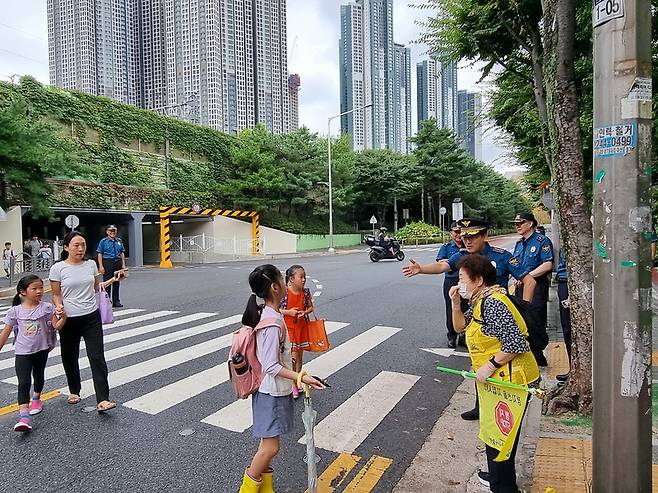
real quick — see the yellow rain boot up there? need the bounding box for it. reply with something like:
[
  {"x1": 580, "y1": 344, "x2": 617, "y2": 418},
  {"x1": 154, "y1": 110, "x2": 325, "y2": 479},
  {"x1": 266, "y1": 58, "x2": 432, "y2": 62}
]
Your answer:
[
  {"x1": 260, "y1": 468, "x2": 275, "y2": 493},
  {"x1": 238, "y1": 469, "x2": 261, "y2": 493}
]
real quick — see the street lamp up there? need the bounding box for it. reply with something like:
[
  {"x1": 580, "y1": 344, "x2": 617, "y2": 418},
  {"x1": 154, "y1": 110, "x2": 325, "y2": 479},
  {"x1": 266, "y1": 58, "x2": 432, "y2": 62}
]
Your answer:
[{"x1": 326, "y1": 103, "x2": 372, "y2": 253}]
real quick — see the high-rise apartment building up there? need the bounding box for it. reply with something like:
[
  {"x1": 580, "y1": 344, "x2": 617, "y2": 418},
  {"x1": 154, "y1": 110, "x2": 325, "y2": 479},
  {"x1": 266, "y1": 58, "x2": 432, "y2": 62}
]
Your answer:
[
  {"x1": 48, "y1": 0, "x2": 141, "y2": 105},
  {"x1": 288, "y1": 73, "x2": 300, "y2": 131},
  {"x1": 392, "y1": 43, "x2": 411, "y2": 154},
  {"x1": 47, "y1": 0, "x2": 291, "y2": 134},
  {"x1": 417, "y1": 55, "x2": 458, "y2": 134},
  {"x1": 339, "y1": 0, "x2": 410, "y2": 154},
  {"x1": 457, "y1": 90, "x2": 483, "y2": 160}
]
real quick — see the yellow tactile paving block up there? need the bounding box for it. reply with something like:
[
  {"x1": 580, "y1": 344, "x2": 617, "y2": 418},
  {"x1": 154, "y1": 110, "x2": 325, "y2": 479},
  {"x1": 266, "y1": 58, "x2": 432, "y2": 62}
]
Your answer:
[
  {"x1": 546, "y1": 342, "x2": 569, "y2": 379},
  {"x1": 653, "y1": 350, "x2": 658, "y2": 367},
  {"x1": 533, "y1": 439, "x2": 658, "y2": 492}
]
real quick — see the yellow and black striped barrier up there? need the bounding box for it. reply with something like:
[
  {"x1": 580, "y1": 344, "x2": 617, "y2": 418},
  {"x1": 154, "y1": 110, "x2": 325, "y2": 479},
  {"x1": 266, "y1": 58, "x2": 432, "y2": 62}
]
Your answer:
[{"x1": 159, "y1": 206, "x2": 260, "y2": 268}]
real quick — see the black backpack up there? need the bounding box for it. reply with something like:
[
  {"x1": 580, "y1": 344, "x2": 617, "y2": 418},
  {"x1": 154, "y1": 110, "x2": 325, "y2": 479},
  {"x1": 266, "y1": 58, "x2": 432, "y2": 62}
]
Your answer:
[{"x1": 506, "y1": 295, "x2": 548, "y2": 352}]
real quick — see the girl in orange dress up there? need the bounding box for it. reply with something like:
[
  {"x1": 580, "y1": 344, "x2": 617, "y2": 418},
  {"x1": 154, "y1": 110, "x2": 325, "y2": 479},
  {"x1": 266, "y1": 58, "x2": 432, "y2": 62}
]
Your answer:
[{"x1": 279, "y1": 265, "x2": 314, "y2": 398}]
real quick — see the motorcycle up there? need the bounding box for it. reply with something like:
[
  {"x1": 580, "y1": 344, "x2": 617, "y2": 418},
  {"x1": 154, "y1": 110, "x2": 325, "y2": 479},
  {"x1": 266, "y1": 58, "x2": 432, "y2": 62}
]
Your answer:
[{"x1": 364, "y1": 235, "x2": 405, "y2": 262}]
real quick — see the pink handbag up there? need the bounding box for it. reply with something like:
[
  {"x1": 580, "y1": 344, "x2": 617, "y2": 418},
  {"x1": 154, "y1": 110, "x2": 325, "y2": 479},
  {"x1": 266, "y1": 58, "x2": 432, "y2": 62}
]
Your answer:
[{"x1": 97, "y1": 287, "x2": 114, "y2": 325}]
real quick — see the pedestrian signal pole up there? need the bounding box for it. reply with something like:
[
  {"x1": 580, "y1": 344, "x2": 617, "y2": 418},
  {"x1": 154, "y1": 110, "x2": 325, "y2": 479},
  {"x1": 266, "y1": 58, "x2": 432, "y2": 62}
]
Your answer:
[{"x1": 592, "y1": 0, "x2": 652, "y2": 490}]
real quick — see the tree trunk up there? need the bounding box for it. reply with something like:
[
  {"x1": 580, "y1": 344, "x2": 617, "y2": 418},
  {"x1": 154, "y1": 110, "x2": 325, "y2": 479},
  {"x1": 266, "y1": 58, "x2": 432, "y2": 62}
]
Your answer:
[{"x1": 542, "y1": 0, "x2": 593, "y2": 415}]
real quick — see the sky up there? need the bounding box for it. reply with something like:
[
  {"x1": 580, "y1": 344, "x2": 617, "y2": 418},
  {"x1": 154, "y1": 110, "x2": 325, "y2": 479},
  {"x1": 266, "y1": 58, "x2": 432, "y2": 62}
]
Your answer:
[{"x1": 0, "y1": 0, "x2": 512, "y2": 168}]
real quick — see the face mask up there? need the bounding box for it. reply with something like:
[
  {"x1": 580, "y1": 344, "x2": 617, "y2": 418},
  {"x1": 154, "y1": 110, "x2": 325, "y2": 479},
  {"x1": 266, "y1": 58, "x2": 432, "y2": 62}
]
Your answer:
[{"x1": 458, "y1": 282, "x2": 472, "y2": 299}]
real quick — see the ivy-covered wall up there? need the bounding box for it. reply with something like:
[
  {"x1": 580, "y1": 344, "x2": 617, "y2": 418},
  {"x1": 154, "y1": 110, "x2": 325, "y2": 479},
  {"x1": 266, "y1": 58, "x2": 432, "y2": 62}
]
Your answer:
[{"x1": 0, "y1": 77, "x2": 236, "y2": 197}]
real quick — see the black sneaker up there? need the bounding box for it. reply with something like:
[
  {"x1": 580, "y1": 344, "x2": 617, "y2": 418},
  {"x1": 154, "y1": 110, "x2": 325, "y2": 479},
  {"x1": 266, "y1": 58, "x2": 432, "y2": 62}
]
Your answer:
[
  {"x1": 477, "y1": 471, "x2": 490, "y2": 488},
  {"x1": 461, "y1": 408, "x2": 479, "y2": 421},
  {"x1": 447, "y1": 339, "x2": 457, "y2": 349},
  {"x1": 556, "y1": 372, "x2": 569, "y2": 382},
  {"x1": 112, "y1": 302, "x2": 124, "y2": 308}
]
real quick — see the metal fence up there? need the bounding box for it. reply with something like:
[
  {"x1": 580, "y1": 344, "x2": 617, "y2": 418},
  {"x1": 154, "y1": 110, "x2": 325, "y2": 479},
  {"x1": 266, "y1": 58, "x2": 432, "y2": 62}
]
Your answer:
[
  {"x1": 170, "y1": 234, "x2": 263, "y2": 262},
  {"x1": 7, "y1": 253, "x2": 55, "y2": 284}
]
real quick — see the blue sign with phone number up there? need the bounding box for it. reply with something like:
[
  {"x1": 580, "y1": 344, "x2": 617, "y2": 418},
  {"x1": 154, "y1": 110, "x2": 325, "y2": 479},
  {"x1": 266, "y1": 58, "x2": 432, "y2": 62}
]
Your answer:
[{"x1": 593, "y1": 123, "x2": 636, "y2": 158}]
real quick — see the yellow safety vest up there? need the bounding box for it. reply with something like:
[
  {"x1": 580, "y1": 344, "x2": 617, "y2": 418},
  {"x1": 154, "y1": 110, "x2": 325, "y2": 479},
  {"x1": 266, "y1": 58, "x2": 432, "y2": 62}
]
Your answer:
[{"x1": 466, "y1": 291, "x2": 539, "y2": 385}]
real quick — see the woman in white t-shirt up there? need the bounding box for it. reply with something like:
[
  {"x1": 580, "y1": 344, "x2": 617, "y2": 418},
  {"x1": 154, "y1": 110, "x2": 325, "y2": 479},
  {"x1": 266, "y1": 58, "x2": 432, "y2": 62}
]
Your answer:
[{"x1": 49, "y1": 232, "x2": 116, "y2": 413}]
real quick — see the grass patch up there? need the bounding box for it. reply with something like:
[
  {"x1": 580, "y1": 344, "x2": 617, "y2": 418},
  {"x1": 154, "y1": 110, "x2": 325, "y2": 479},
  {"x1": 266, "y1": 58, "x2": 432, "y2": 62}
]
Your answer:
[
  {"x1": 560, "y1": 415, "x2": 593, "y2": 428},
  {"x1": 652, "y1": 386, "x2": 658, "y2": 425}
]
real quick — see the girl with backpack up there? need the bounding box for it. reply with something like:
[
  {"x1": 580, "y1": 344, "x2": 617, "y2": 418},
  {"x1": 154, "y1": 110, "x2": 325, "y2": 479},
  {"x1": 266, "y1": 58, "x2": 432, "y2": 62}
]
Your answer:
[
  {"x1": 280, "y1": 264, "x2": 315, "y2": 399},
  {"x1": 239, "y1": 264, "x2": 325, "y2": 493},
  {"x1": 0, "y1": 275, "x2": 67, "y2": 432}
]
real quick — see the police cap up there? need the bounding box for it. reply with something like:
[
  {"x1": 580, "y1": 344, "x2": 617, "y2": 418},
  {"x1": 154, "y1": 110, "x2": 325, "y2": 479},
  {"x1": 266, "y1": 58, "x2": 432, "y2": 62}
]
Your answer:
[
  {"x1": 512, "y1": 212, "x2": 538, "y2": 227},
  {"x1": 450, "y1": 221, "x2": 461, "y2": 231},
  {"x1": 457, "y1": 218, "x2": 489, "y2": 236}
]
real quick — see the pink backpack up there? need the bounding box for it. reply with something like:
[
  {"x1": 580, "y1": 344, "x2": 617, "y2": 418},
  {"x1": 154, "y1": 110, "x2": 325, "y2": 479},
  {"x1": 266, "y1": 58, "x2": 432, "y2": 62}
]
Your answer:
[{"x1": 228, "y1": 317, "x2": 284, "y2": 399}]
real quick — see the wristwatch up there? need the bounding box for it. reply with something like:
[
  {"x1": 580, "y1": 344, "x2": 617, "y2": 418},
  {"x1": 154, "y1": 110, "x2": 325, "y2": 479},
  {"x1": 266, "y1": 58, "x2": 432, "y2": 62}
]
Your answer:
[{"x1": 489, "y1": 356, "x2": 502, "y2": 369}]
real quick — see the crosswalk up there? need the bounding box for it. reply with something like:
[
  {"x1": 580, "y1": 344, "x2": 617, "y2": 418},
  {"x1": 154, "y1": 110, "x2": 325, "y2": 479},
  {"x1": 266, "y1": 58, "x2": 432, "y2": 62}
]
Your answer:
[{"x1": 0, "y1": 306, "x2": 422, "y2": 466}]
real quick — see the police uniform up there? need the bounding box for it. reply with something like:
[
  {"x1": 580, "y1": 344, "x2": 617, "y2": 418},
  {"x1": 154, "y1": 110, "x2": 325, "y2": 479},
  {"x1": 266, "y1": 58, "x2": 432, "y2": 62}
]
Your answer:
[
  {"x1": 96, "y1": 227, "x2": 125, "y2": 306},
  {"x1": 436, "y1": 235, "x2": 467, "y2": 345},
  {"x1": 511, "y1": 219, "x2": 554, "y2": 366},
  {"x1": 556, "y1": 250, "x2": 571, "y2": 363}
]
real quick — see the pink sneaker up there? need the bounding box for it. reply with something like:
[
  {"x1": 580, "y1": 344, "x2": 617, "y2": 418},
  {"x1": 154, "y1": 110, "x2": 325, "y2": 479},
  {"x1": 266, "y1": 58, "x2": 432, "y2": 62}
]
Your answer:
[
  {"x1": 292, "y1": 386, "x2": 300, "y2": 399},
  {"x1": 13, "y1": 417, "x2": 32, "y2": 432},
  {"x1": 29, "y1": 399, "x2": 43, "y2": 415}
]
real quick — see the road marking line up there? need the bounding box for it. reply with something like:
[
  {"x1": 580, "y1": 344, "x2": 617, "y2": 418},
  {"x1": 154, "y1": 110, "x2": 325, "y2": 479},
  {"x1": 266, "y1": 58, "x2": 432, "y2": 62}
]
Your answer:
[
  {"x1": 311, "y1": 279, "x2": 319, "y2": 283},
  {"x1": 314, "y1": 291, "x2": 322, "y2": 297},
  {"x1": 342, "y1": 455, "x2": 393, "y2": 493},
  {"x1": 103, "y1": 310, "x2": 179, "y2": 330},
  {"x1": 3, "y1": 315, "x2": 242, "y2": 384},
  {"x1": 63, "y1": 317, "x2": 238, "y2": 399},
  {"x1": 0, "y1": 310, "x2": 179, "y2": 355},
  {"x1": 112, "y1": 308, "x2": 146, "y2": 318},
  {"x1": 124, "y1": 322, "x2": 350, "y2": 414},
  {"x1": 299, "y1": 370, "x2": 419, "y2": 453},
  {"x1": 316, "y1": 284, "x2": 323, "y2": 289},
  {"x1": 309, "y1": 453, "x2": 361, "y2": 493},
  {"x1": 0, "y1": 390, "x2": 61, "y2": 416},
  {"x1": 201, "y1": 325, "x2": 402, "y2": 432},
  {"x1": 0, "y1": 312, "x2": 217, "y2": 372}
]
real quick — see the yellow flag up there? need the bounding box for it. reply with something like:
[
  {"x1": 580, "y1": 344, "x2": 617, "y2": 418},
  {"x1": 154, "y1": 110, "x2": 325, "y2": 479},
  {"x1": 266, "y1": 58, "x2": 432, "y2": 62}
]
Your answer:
[{"x1": 477, "y1": 380, "x2": 529, "y2": 461}]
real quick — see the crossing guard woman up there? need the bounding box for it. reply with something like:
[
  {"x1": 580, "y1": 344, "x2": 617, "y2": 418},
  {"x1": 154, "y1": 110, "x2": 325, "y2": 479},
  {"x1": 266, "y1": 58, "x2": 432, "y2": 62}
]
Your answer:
[{"x1": 450, "y1": 254, "x2": 539, "y2": 493}]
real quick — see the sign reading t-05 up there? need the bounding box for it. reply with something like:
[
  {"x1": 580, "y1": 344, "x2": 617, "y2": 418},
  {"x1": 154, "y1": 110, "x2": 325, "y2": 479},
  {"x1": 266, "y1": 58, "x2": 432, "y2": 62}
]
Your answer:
[{"x1": 593, "y1": 0, "x2": 624, "y2": 27}]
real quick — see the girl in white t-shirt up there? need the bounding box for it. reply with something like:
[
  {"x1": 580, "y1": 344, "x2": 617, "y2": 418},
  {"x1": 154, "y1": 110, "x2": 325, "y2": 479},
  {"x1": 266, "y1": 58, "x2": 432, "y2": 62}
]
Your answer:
[
  {"x1": 49, "y1": 231, "x2": 117, "y2": 413},
  {"x1": 238, "y1": 264, "x2": 325, "y2": 493}
]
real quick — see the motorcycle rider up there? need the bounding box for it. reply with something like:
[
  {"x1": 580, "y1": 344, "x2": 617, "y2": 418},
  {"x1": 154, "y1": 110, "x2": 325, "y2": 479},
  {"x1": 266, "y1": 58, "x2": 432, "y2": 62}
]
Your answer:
[{"x1": 377, "y1": 227, "x2": 393, "y2": 255}]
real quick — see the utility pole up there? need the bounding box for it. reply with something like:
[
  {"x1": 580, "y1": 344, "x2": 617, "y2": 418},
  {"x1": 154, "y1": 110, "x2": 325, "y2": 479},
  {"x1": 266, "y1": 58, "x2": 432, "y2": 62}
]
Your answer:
[{"x1": 592, "y1": 1, "x2": 652, "y2": 491}]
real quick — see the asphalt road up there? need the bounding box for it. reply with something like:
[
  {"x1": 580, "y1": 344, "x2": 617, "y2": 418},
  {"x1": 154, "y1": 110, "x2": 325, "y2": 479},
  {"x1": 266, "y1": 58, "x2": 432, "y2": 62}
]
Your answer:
[{"x1": 0, "y1": 240, "x2": 515, "y2": 493}]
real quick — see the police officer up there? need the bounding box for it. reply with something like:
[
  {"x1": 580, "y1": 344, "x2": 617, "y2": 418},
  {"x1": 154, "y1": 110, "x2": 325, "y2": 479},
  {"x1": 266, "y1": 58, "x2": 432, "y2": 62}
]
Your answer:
[
  {"x1": 403, "y1": 217, "x2": 537, "y2": 420},
  {"x1": 511, "y1": 213, "x2": 554, "y2": 366},
  {"x1": 555, "y1": 250, "x2": 570, "y2": 383},
  {"x1": 436, "y1": 222, "x2": 467, "y2": 348},
  {"x1": 96, "y1": 224, "x2": 126, "y2": 308}
]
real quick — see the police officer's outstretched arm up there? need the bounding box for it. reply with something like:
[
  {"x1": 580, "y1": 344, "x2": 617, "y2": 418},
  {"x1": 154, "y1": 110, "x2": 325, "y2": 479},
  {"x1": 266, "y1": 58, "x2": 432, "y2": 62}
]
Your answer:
[{"x1": 402, "y1": 259, "x2": 450, "y2": 277}]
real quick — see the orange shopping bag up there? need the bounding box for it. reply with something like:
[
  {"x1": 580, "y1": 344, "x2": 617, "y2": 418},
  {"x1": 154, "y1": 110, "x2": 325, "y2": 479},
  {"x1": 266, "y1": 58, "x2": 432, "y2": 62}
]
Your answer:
[{"x1": 305, "y1": 315, "x2": 330, "y2": 352}]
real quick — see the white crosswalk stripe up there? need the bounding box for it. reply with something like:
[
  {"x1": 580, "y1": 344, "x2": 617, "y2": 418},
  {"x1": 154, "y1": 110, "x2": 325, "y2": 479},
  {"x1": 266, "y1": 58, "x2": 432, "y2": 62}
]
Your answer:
[
  {"x1": 123, "y1": 321, "x2": 350, "y2": 415},
  {"x1": 298, "y1": 370, "x2": 420, "y2": 453},
  {"x1": 0, "y1": 312, "x2": 216, "y2": 370},
  {"x1": 0, "y1": 310, "x2": 178, "y2": 355},
  {"x1": 200, "y1": 325, "x2": 403, "y2": 432},
  {"x1": 1, "y1": 307, "x2": 421, "y2": 456},
  {"x1": 3, "y1": 314, "x2": 242, "y2": 384}
]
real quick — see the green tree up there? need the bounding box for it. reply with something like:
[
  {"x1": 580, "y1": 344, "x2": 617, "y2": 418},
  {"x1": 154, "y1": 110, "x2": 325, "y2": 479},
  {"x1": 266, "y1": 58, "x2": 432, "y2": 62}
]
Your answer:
[
  {"x1": 352, "y1": 149, "x2": 419, "y2": 226},
  {"x1": 0, "y1": 98, "x2": 80, "y2": 217}
]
